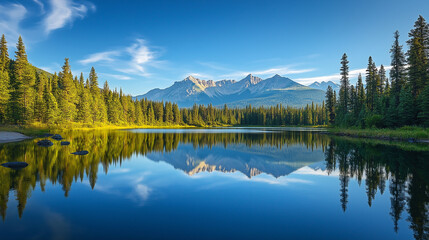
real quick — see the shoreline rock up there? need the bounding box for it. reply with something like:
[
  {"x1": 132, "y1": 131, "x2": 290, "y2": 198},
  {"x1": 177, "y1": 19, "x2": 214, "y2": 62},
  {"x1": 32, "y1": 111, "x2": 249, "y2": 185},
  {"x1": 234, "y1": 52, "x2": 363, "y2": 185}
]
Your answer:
[
  {"x1": 72, "y1": 151, "x2": 89, "y2": 155},
  {"x1": 37, "y1": 139, "x2": 53, "y2": 147},
  {"x1": 51, "y1": 134, "x2": 63, "y2": 140},
  {"x1": 1, "y1": 162, "x2": 29, "y2": 169},
  {"x1": 0, "y1": 132, "x2": 32, "y2": 144}
]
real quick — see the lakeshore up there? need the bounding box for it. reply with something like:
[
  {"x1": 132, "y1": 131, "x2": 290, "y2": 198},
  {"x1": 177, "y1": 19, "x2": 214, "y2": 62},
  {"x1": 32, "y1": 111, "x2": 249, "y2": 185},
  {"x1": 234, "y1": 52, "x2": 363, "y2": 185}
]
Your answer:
[{"x1": 0, "y1": 131, "x2": 32, "y2": 143}]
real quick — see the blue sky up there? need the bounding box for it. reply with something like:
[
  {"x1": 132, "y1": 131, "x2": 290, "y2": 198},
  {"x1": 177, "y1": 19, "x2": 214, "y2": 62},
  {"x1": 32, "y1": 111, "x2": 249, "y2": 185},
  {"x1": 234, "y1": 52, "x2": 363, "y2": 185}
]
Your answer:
[{"x1": 0, "y1": 0, "x2": 428, "y2": 95}]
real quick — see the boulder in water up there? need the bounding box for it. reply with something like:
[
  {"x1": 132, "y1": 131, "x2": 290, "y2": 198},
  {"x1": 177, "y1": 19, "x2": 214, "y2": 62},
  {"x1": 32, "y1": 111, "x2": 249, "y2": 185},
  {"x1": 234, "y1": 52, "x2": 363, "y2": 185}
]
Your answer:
[
  {"x1": 37, "y1": 139, "x2": 53, "y2": 147},
  {"x1": 1, "y1": 162, "x2": 28, "y2": 169},
  {"x1": 38, "y1": 133, "x2": 54, "y2": 138},
  {"x1": 61, "y1": 141, "x2": 70, "y2": 146},
  {"x1": 51, "y1": 134, "x2": 63, "y2": 140},
  {"x1": 72, "y1": 151, "x2": 89, "y2": 155}
]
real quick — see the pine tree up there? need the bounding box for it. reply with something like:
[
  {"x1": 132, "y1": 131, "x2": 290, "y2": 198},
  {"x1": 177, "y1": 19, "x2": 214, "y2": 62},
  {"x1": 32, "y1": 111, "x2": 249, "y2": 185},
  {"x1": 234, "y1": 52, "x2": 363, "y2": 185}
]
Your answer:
[
  {"x1": 378, "y1": 65, "x2": 386, "y2": 95},
  {"x1": 89, "y1": 67, "x2": 99, "y2": 91},
  {"x1": 134, "y1": 100, "x2": 144, "y2": 125},
  {"x1": 34, "y1": 72, "x2": 47, "y2": 122},
  {"x1": 417, "y1": 84, "x2": 429, "y2": 126},
  {"x1": 88, "y1": 67, "x2": 107, "y2": 123},
  {"x1": 407, "y1": 15, "x2": 429, "y2": 97},
  {"x1": 0, "y1": 34, "x2": 9, "y2": 72},
  {"x1": 147, "y1": 103, "x2": 155, "y2": 125},
  {"x1": 390, "y1": 31, "x2": 407, "y2": 103},
  {"x1": 386, "y1": 95, "x2": 398, "y2": 128},
  {"x1": 9, "y1": 36, "x2": 35, "y2": 123},
  {"x1": 76, "y1": 73, "x2": 91, "y2": 123},
  {"x1": 349, "y1": 85, "x2": 357, "y2": 119},
  {"x1": 398, "y1": 86, "x2": 415, "y2": 126},
  {"x1": 58, "y1": 58, "x2": 76, "y2": 121},
  {"x1": 325, "y1": 85, "x2": 335, "y2": 124},
  {"x1": 356, "y1": 73, "x2": 366, "y2": 113},
  {"x1": 365, "y1": 56, "x2": 377, "y2": 112},
  {"x1": 173, "y1": 103, "x2": 181, "y2": 125},
  {"x1": 0, "y1": 70, "x2": 10, "y2": 123},
  {"x1": 42, "y1": 83, "x2": 58, "y2": 124},
  {"x1": 339, "y1": 53, "x2": 350, "y2": 115},
  {"x1": 164, "y1": 102, "x2": 173, "y2": 124}
]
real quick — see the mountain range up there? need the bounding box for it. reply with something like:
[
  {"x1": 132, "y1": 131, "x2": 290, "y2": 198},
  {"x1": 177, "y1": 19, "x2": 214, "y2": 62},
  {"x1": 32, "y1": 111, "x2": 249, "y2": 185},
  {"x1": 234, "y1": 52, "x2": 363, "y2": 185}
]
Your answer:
[
  {"x1": 135, "y1": 74, "x2": 328, "y2": 108},
  {"x1": 308, "y1": 81, "x2": 340, "y2": 92},
  {"x1": 145, "y1": 142, "x2": 326, "y2": 178}
]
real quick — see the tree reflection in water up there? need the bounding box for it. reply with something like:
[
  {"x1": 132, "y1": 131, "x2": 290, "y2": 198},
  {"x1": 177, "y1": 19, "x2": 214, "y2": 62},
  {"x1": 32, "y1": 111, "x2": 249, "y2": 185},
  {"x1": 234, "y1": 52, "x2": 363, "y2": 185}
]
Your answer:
[{"x1": 0, "y1": 130, "x2": 428, "y2": 239}]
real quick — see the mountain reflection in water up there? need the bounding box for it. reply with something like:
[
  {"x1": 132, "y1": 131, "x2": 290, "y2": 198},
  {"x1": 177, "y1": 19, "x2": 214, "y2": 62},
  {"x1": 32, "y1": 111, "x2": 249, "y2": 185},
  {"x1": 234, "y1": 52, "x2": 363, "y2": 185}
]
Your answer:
[{"x1": 0, "y1": 129, "x2": 428, "y2": 240}]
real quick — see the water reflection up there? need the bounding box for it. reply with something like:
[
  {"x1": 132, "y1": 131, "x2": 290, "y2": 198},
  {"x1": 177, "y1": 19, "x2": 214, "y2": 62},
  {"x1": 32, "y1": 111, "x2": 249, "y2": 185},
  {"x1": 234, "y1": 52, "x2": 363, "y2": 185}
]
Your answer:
[
  {"x1": 0, "y1": 129, "x2": 428, "y2": 239},
  {"x1": 325, "y1": 137, "x2": 429, "y2": 240}
]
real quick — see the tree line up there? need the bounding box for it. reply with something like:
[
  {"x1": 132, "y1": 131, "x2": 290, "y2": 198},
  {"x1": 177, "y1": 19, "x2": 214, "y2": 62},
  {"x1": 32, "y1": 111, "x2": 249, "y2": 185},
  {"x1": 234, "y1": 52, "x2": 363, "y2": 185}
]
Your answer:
[
  {"x1": 326, "y1": 15, "x2": 429, "y2": 128},
  {"x1": 0, "y1": 35, "x2": 328, "y2": 127}
]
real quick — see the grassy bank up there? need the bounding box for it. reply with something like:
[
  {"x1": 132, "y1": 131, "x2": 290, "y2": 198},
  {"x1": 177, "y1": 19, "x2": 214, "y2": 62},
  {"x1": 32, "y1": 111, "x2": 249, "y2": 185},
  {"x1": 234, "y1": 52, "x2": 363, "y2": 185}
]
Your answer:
[
  {"x1": 0, "y1": 122, "x2": 233, "y2": 135},
  {"x1": 0, "y1": 123, "x2": 196, "y2": 134},
  {"x1": 0, "y1": 125, "x2": 50, "y2": 137},
  {"x1": 328, "y1": 126, "x2": 429, "y2": 141}
]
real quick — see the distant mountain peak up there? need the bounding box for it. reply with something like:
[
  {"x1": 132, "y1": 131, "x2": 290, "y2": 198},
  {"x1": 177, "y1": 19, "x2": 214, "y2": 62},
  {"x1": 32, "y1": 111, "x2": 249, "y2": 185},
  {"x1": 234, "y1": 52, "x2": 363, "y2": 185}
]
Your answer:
[
  {"x1": 240, "y1": 74, "x2": 263, "y2": 85},
  {"x1": 184, "y1": 75, "x2": 198, "y2": 82},
  {"x1": 135, "y1": 73, "x2": 325, "y2": 108},
  {"x1": 308, "y1": 80, "x2": 339, "y2": 91}
]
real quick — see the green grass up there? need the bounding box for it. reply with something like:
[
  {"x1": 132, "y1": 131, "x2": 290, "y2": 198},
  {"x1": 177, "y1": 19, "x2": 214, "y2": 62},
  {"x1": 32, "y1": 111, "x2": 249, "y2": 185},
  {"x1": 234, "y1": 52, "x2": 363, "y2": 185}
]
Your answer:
[
  {"x1": 331, "y1": 135, "x2": 429, "y2": 152},
  {"x1": 0, "y1": 125, "x2": 49, "y2": 137},
  {"x1": 328, "y1": 126, "x2": 429, "y2": 140},
  {"x1": 0, "y1": 122, "x2": 199, "y2": 135}
]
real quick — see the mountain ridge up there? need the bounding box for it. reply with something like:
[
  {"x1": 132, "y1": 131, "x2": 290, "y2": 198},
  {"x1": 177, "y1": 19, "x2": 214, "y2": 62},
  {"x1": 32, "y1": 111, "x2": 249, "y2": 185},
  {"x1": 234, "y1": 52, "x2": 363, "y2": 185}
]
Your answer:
[
  {"x1": 308, "y1": 80, "x2": 340, "y2": 92},
  {"x1": 136, "y1": 74, "x2": 326, "y2": 108}
]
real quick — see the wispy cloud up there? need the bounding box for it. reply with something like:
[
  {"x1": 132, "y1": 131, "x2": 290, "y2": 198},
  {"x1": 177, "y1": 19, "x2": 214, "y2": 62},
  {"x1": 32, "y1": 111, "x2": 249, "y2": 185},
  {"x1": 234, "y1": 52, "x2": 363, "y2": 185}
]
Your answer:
[
  {"x1": 219, "y1": 65, "x2": 316, "y2": 79},
  {"x1": 116, "y1": 39, "x2": 156, "y2": 77},
  {"x1": 100, "y1": 73, "x2": 132, "y2": 81},
  {"x1": 197, "y1": 61, "x2": 233, "y2": 72},
  {"x1": 296, "y1": 66, "x2": 393, "y2": 85},
  {"x1": 33, "y1": 0, "x2": 45, "y2": 13},
  {"x1": 79, "y1": 39, "x2": 163, "y2": 79},
  {"x1": 183, "y1": 72, "x2": 213, "y2": 79},
  {"x1": 79, "y1": 50, "x2": 120, "y2": 65},
  {"x1": 43, "y1": 0, "x2": 95, "y2": 34},
  {"x1": 0, "y1": 3, "x2": 27, "y2": 42},
  {"x1": 0, "y1": 0, "x2": 94, "y2": 45}
]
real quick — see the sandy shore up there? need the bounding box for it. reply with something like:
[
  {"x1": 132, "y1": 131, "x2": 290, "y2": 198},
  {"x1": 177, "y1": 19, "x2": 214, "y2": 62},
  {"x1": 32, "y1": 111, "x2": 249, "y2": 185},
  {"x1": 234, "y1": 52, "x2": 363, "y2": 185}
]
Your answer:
[{"x1": 0, "y1": 131, "x2": 32, "y2": 143}]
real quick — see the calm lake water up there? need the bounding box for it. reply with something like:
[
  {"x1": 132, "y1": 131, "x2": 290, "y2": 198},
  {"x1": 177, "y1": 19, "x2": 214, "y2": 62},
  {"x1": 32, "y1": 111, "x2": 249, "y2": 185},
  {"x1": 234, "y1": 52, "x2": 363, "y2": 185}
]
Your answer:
[{"x1": 0, "y1": 128, "x2": 428, "y2": 240}]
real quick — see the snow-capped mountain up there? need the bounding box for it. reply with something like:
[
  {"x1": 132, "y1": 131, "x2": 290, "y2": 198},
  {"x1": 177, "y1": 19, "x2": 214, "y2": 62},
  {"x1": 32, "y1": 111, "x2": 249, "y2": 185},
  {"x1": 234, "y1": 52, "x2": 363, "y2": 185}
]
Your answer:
[
  {"x1": 135, "y1": 74, "x2": 325, "y2": 107},
  {"x1": 308, "y1": 81, "x2": 340, "y2": 92}
]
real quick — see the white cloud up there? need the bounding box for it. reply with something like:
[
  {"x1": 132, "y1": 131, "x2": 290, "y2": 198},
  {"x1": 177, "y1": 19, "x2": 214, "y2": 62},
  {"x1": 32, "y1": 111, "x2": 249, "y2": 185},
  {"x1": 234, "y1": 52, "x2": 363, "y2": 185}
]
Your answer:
[
  {"x1": 116, "y1": 39, "x2": 156, "y2": 77},
  {"x1": 0, "y1": 0, "x2": 94, "y2": 46},
  {"x1": 79, "y1": 50, "x2": 120, "y2": 65},
  {"x1": 135, "y1": 184, "x2": 151, "y2": 202},
  {"x1": 293, "y1": 166, "x2": 340, "y2": 177},
  {"x1": 43, "y1": 0, "x2": 95, "y2": 34},
  {"x1": 183, "y1": 72, "x2": 213, "y2": 79},
  {"x1": 108, "y1": 168, "x2": 131, "y2": 174},
  {"x1": 80, "y1": 39, "x2": 162, "y2": 79},
  {"x1": 100, "y1": 73, "x2": 132, "y2": 81},
  {"x1": 219, "y1": 65, "x2": 316, "y2": 79},
  {"x1": 0, "y1": 3, "x2": 27, "y2": 42},
  {"x1": 296, "y1": 66, "x2": 393, "y2": 85},
  {"x1": 33, "y1": 0, "x2": 45, "y2": 13}
]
